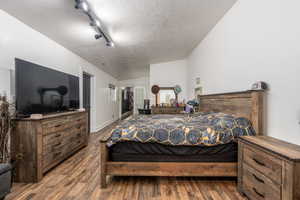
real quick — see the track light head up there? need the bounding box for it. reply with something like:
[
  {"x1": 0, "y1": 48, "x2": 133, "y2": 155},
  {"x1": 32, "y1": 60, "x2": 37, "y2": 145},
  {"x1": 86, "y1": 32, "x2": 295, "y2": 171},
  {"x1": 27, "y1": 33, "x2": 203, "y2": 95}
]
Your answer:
[
  {"x1": 95, "y1": 34, "x2": 102, "y2": 40},
  {"x1": 75, "y1": 1, "x2": 89, "y2": 12},
  {"x1": 106, "y1": 41, "x2": 115, "y2": 47}
]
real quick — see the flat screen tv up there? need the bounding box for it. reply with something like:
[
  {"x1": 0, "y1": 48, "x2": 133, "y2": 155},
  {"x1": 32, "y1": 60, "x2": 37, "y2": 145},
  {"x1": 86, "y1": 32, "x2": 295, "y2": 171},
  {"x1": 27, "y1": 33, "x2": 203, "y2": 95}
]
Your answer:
[{"x1": 15, "y1": 58, "x2": 80, "y2": 116}]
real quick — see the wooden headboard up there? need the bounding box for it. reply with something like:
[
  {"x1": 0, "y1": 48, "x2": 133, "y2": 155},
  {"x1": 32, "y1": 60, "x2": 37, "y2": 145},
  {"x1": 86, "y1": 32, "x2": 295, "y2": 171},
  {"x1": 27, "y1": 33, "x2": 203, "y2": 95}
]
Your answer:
[{"x1": 198, "y1": 90, "x2": 264, "y2": 135}]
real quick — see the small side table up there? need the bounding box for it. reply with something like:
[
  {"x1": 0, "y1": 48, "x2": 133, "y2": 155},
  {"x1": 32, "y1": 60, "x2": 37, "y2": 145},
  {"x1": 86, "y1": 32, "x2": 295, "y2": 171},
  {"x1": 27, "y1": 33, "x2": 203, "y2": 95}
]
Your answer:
[{"x1": 238, "y1": 136, "x2": 300, "y2": 200}]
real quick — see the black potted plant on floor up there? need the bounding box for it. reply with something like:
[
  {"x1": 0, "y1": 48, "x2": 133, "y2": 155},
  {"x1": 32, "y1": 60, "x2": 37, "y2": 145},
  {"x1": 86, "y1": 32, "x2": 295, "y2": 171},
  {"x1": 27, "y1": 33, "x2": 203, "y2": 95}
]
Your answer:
[{"x1": 0, "y1": 95, "x2": 14, "y2": 200}]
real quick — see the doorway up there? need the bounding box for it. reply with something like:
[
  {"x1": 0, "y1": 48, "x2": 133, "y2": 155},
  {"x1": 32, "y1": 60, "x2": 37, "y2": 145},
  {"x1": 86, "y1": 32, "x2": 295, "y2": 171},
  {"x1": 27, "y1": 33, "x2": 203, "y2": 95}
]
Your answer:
[
  {"x1": 83, "y1": 73, "x2": 92, "y2": 134},
  {"x1": 121, "y1": 87, "x2": 134, "y2": 119}
]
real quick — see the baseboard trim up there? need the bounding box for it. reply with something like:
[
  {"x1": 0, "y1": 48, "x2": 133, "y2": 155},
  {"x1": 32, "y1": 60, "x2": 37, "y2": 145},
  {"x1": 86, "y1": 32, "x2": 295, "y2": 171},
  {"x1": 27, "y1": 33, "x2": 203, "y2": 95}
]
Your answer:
[{"x1": 92, "y1": 118, "x2": 119, "y2": 133}]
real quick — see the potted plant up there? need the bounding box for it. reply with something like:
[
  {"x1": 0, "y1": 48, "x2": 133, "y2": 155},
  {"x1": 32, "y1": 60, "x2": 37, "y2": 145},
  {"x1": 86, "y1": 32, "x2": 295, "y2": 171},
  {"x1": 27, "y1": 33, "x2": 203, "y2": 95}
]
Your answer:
[{"x1": 0, "y1": 95, "x2": 14, "y2": 200}]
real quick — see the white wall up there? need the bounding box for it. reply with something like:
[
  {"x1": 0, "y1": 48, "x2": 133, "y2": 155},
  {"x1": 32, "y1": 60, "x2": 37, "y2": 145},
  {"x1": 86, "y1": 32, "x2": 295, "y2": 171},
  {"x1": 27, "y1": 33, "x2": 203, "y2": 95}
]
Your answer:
[
  {"x1": 150, "y1": 59, "x2": 187, "y2": 104},
  {"x1": 0, "y1": 10, "x2": 119, "y2": 132},
  {"x1": 0, "y1": 69, "x2": 12, "y2": 100},
  {"x1": 186, "y1": 0, "x2": 300, "y2": 144},
  {"x1": 119, "y1": 76, "x2": 150, "y2": 98},
  {"x1": 118, "y1": 65, "x2": 150, "y2": 81}
]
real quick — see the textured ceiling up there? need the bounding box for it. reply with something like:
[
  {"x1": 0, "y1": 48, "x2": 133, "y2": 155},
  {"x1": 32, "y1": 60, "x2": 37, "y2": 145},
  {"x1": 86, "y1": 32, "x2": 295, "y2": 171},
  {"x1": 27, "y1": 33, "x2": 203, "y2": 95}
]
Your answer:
[{"x1": 1, "y1": 0, "x2": 237, "y2": 79}]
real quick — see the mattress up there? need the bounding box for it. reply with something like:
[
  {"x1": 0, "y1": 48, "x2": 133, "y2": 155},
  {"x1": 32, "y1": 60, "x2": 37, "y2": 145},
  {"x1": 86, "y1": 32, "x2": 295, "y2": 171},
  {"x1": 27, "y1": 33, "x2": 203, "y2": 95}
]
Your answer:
[{"x1": 109, "y1": 141, "x2": 237, "y2": 162}]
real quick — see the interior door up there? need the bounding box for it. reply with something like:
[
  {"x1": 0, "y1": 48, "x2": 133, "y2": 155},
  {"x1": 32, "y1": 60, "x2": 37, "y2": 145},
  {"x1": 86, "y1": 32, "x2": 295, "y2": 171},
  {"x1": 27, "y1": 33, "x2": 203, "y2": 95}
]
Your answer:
[
  {"x1": 134, "y1": 87, "x2": 145, "y2": 114},
  {"x1": 83, "y1": 73, "x2": 91, "y2": 134}
]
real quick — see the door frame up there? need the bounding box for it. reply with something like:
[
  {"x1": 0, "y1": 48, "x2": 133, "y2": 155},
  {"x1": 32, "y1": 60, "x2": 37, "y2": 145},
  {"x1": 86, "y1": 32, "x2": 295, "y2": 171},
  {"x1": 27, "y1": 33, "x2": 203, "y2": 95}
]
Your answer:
[
  {"x1": 82, "y1": 71, "x2": 95, "y2": 133},
  {"x1": 133, "y1": 86, "x2": 146, "y2": 115},
  {"x1": 118, "y1": 87, "x2": 124, "y2": 119}
]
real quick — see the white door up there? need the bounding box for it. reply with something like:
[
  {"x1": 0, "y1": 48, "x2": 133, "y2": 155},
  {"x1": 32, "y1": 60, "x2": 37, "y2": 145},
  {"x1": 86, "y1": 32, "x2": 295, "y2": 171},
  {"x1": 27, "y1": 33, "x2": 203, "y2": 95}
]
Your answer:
[{"x1": 134, "y1": 87, "x2": 145, "y2": 114}]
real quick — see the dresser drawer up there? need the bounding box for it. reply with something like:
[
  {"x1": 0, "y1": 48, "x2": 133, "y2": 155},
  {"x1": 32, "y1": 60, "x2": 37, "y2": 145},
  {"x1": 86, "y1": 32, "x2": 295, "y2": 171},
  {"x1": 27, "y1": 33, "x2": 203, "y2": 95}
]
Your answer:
[
  {"x1": 43, "y1": 131, "x2": 65, "y2": 145},
  {"x1": 73, "y1": 123, "x2": 84, "y2": 132},
  {"x1": 72, "y1": 135, "x2": 86, "y2": 149},
  {"x1": 243, "y1": 145, "x2": 282, "y2": 184},
  {"x1": 43, "y1": 126, "x2": 85, "y2": 156},
  {"x1": 43, "y1": 135, "x2": 70, "y2": 156},
  {"x1": 43, "y1": 141, "x2": 64, "y2": 155},
  {"x1": 242, "y1": 164, "x2": 281, "y2": 200},
  {"x1": 42, "y1": 117, "x2": 70, "y2": 135},
  {"x1": 69, "y1": 114, "x2": 86, "y2": 123},
  {"x1": 42, "y1": 149, "x2": 64, "y2": 169}
]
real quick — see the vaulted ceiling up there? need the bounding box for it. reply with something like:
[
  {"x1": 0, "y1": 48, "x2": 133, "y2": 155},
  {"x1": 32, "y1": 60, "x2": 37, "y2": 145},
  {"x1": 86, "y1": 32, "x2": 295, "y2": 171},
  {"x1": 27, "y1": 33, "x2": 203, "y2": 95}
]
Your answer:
[{"x1": 1, "y1": 0, "x2": 237, "y2": 79}]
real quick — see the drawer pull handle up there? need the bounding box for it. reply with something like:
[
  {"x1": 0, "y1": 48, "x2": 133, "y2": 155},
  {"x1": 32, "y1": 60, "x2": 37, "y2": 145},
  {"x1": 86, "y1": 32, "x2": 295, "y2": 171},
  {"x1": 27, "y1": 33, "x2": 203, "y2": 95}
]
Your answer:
[
  {"x1": 54, "y1": 152, "x2": 62, "y2": 157},
  {"x1": 253, "y1": 187, "x2": 265, "y2": 198},
  {"x1": 252, "y1": 174, "x2": 265, "y2": 184},
  {"x1": 55, "y1": 125, "x2": 62, "y2": 128},
  {"x1": 55, "y1": 134, "x2": 61, "y2": 138},
  {"x1": 253, "y1": 158, "x2": 266, "y2": 167},
  {"x1": 53, "y1": 142, "x2": 61, "y2": 147}
]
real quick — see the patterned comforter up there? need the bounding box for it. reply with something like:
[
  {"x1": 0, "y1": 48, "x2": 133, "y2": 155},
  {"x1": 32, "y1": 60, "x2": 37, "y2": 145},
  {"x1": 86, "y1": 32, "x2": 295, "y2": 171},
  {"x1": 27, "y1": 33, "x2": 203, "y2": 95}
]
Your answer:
[{"x1": 107, "y1": 113, "x2": 255, "y2": 147}]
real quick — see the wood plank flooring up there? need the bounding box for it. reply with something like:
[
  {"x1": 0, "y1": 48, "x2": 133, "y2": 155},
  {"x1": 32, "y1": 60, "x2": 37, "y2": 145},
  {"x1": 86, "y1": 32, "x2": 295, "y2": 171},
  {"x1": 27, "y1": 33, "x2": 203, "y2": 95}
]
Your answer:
[{"x1": 7, "y1": 124, "x2": 246, "y2": 200}]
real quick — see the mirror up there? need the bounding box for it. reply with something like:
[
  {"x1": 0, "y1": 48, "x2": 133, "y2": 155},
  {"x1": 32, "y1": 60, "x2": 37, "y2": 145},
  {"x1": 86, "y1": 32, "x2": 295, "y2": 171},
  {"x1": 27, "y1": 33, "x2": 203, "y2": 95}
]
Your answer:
[
  {"x1": 157, "y1": 87, "x2": 177, "y2": 105},
  {"x1": 159, "y1": 89, "x2": 176, "y2": 104}
]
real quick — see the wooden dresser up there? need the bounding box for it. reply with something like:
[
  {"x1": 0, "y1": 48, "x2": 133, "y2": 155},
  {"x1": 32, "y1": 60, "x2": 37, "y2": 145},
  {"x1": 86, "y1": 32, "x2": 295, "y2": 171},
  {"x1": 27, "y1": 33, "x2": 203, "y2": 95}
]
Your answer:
[
  {"x1": 151, "y1": 106, "x2": 184, "y2": 114},
  {"x1": 238, "y1": 136, "x2": 300, "y2": 200},
  {"x1": 11, "y1": 111, "x2": 88, "y2": 183}
]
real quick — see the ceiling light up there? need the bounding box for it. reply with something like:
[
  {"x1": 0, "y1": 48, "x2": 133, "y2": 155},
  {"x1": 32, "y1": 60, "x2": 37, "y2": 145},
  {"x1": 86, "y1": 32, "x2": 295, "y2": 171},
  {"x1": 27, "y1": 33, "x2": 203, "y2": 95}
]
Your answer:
[{"x1": 74, "y1": 0, "x2": 115, "y2": 48}]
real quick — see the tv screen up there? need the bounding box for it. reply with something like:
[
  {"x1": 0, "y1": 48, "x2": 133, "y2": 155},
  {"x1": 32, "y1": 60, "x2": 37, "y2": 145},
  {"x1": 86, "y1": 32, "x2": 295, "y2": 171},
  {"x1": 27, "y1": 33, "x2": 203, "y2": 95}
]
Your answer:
[{"x1": 15, "y1": 58, "x2": 79, "y2": 116}]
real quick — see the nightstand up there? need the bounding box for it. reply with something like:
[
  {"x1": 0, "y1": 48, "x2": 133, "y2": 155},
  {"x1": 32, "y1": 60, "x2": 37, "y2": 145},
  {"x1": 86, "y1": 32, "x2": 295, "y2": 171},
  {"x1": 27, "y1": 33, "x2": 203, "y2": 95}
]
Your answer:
[{"x1": 238, "y1": 136, "x2": 300, "y2": 200}]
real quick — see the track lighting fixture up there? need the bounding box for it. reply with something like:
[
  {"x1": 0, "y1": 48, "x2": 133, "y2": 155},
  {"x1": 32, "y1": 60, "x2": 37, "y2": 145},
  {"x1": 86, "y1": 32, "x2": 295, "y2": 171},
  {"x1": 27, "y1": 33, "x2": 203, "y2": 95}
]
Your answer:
[
  {"x1": 74, "y1": 0, "x2": 114, "y2": 47},
  {"x1": 95, "y1": 34, "x2": 102, "y2": 40}
]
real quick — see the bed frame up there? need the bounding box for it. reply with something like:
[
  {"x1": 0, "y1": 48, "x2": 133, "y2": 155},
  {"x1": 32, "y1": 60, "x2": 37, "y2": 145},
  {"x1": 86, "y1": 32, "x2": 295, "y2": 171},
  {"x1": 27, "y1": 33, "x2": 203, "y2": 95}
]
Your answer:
[{"x1": 99, "y1": 90, "x2": 264, "y2": 188}]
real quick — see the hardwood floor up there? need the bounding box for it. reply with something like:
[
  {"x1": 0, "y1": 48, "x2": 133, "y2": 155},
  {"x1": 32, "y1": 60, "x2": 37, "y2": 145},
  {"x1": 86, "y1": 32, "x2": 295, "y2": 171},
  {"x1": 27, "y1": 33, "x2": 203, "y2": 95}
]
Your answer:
[{"x1": 7, "y1": 124, "x2": 246, "y2": 200}]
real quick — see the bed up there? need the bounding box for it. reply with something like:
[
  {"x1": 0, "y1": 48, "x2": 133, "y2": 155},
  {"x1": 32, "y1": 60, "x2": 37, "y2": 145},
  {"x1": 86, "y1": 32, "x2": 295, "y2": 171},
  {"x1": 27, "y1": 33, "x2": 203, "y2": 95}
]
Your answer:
[{"x1": 99, "y1": 90, "x2": 264, "y2": 188}]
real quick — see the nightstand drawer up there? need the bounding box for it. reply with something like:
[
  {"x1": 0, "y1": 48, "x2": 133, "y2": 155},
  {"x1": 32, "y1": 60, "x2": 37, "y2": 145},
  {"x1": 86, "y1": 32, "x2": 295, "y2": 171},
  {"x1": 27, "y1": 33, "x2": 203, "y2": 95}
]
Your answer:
[
  {"x1": 244, "y1": 145, "x2": 282, "y2": 184},
  {"x1": 242, "y1": 164, "x2": 280, "y2": 200}
]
